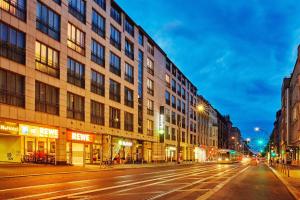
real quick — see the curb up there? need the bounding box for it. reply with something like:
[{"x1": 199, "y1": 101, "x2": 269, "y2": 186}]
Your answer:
[
  {"x1": 269, "y1": 166, "x2": 300, "y2": 200},
  {"x1": 0, "y1": 162, "x2": 198, "y2": 179}
]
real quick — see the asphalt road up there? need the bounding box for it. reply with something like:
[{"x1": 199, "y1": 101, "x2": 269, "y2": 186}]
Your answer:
[{"x1": 0, "y1": 162, "x2": 294, "y2": 200}]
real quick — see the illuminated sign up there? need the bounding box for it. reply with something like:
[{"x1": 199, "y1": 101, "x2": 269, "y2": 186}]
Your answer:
[
  {"x1": 158, "y1": 106, "x2": 165, "y2": 135},
  {"x1": 67, "y1": 131, "x2": 95, "y2": 143},
  {"x1": 0, "y1": 122, "x2": 18, "y2": 134},
  {"x1": 19, "y1": 124, "x2": 58, "y2": 139},
  {"x1": 118, "y1": 140, "x2": 133, "y2": 147}
]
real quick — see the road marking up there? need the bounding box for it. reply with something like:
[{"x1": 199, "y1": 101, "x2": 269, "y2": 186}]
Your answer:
[
  {"x1": 40, "y1": 165, "x2": 222, "y2": 200},
  {"x1": 196, "y1": 166, "x2": 250, "y2": 200},
  {"x1": 0, "y1": 164, "x2": 210, "y2": 193},
  {"x1": 146, "y1": 166, "x2": 242, "y2": 200}
]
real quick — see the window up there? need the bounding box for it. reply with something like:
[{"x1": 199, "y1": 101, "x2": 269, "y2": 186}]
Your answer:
[
  {"x1": 125, "y1": 39, "x2": 134, "y2": 60},
  {"x1": 124, "y1": 87, "x2": 133, "y2": 108},
  {"x1": 171, "y1": 112, "x2": 176, "y2": 125},
  {"x1": 35, "y1": 81, "x2": 59, "y2": 115},
  {"x1": 110, "y1": 25, "x2": 121, "y2": 50},
  {"x1": 109, "y1": 52, "x2": 121, "y2": 76},
  {"x1": 182, "y1": 87, "x2": 186, "y2": 99},
  {"x1": 0, "y1": 0, "x2": 26, "y2": 21},
  {"x1": 182, "y1": 132, "x2": 185, "y2": 143},
  {"x1": 138, "y1": 31, "x2": 143, "y2": 46},
  {"x1": 171, "y1": 128, "x2": 176, "y2": 141},
  {"x1": 182, "y1": 102, "x2": 186, "y2": 114},
  {"x1": 109, "y1": 79, "x2": 120, "y2": 102},
  {"x1": 165, "y1": 74, "x2": 170, "y2": 87},
  {"x1": 36, "y1": 2, "x2": 60, "y2": 41},
  {"x1": 67, "y1": 57, "x2": 85, "y2": 88},
  {"x1": 177, "y1": 99, "x2": 181, "y2": 112},
  {"x1": 110, "y1": 3, "x2": 121, "y2": 24},
  {"x1": 165, "y1": 91, "x2": 170, "y2": 105},
  {"x1": 0, "y1": 68, "x2": 24, "y2": 107},
  {"x1": 182, "y1": 117, "x2": 186, "y2": 128},
  {"x1": 0, "y1": 22, "x2": 25, "y2": 64},
  {"x1": 68, "y1": 0, "x2": 86, "y2": 23},
  {"x1": 147, "y1": 99, "x2": 154, "y2": 115},
  {"x1": 124, "y1": 112, "x2": 133, "y2": 131},
  {"x1": 125, "y1": 63, "x2": 134, "y2": 84},
  {"x1": 125, "y1": 18, "x2": 134, "y2": 37},
  {"x1": 138, "y1": 50, "x2": 143, "y2": 98},
  {"x1": 166, "y1": 59, "x2": 171, "y2": 71},
  {"x1": 171, "y1": 95, "x2": 176, "y2": 108},
  {"x1": 92, "y1": 9, "x2": 105, "y2": 38},
  {"x1": 177, "y1": 83, "x2": 181, "y2": 95},
  {"x1": 67, "y1": 92, "x2": 84, "y2": 121},
  {"x1": 91, "y1": 70, "x2": 105, "y2": 96},
  {"x1": 147, "y1": 41, "x2": 154, "y2": 56},
  {"x1": 109, "y1": 106, "x2": 120, "y2": 129},
  {"x1": 53, "y1": 0, "x2": 61, "y2": 5},
  {"x1": 147, "y1": 79, "x2": 154, "y2": 95},
  {"x1": 172, "y1": 66, "x2": 176, "y2": 76},
  {"x1": 171, "y1": 79, "x2": 176, "y2": 92},
  {"x1": 91, "y1": 100, "x2": 104, "y2": 125},
  {"x1": 147, "y1": 120, "x2": 153, "y2": 136},
  {"x1": 165, "y1": 108, "x2": 170, "y2": 123},
  {"x1": 67, "y1": 23, "x2": 85, "y2": 55},
  {"x1": 165, "y1": 126, "x2": 170, "y2": 140},
  {"x1": 35, "y1": 41, "x2": 59, "y2": 78},
  {"x1": 91, "y1": 39, "x2": 105, "y2": 66},
  {"x1": 146, "y1": 57, "x2": 154, "y2": 75},
  {"x1": 94, "y1": 0, "x2": 106, "y2": 10}
]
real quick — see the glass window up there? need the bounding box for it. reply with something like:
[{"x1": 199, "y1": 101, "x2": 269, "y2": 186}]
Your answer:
[
  {"x1": 91, "y1": 70, "x2": 105, "y2": 96},
  {"x1": 92, "y1": 9, "x2": 105, "y2": 38},
  {"x1": 138, "y1": 31, "x2": 143, "y2": 46},
  {"x1": 110, "y1": 25, "x2": 121, "y2": 50},
  {"x1": 94, "y1": 0, "x2": 106, "y2": 10},
  {"x1": 35, "y1": 81, "x2": 59, "y2": 115},
  {"x1": 109, "y1": 52, "x2": 121, "y2": 76},
  {"x1": 110, "y1": 3, "x2": 121, "y2": 24},
  {"x1": 147, "y1": 99, "x2": 154, "y2": 115},
  {"x1": 68, "y1": 0, "x2": 86, "y2": 23},
  {"x1": 147, "y1": 120, "x2": 153, "y2": 136},
  {"x1": 125, "y1": 39, "x2": 134, "y2": 60},
  {"x1": 91, "y1": 100, "x2": 104, "y2": 125},
  {"x1": 138, "y1": 50, "x2": 143, "y2": 98},
  {"x1": 125, "y1": 63, "x2": 134, "y2": 84},
  {"x1": 124, "y1": 112, "x2": 134, "y2": 131},
  {"x1": 147, "y1": 41, "x2": 154, "y2": 55},
  {"x1": 165, "y1": 91, "x2": 170, "y2": 105},
  {"x1": 0, "y1": 68, "x2": 25, "y2": 107},
  {"x1": 91, "y1": 39, "x2": 105, "y2": 66},
  {"x1": 109, "y1": 106, "x2": 120, "y2": 129},
  {"x1": 0, "y1": 22, "x2": 25, "y2": 64},
  {"x1": 171, "y1": 95, "x2": 176, "y2": 108},
  {"x1": 36, "y1": 1, "x2": 60, "y2": 41},
  {"x1": 124, "y1": 87, "x2": 133, "y2": 108},
  {"x1": 67, "y1": 23, "x2": 85, "y2": 55},
  {"x1": 125, "y1": 18, "x2": 134, "y2": 37},
  {"x1": 147, "y1": 79, "x2": 154, "y2": 96},
  {"x1": 146, "y1": 57, "x2": 154, "y2": 75},
  {"x1": 109, "y1": 79, "x2": 120, "y2": 102},
  {"x1": 0, "y1": 0, "x2": 26, "y2": 21},
  {"x1": 35, "y1": 41, "x2": 59, "y2": 78},
  {"x1": 67, "y1": 92, "x2": 85, "y2": 121},
  {"x1": 67, "y1": 57, "x2": 85, "y2": 88}
]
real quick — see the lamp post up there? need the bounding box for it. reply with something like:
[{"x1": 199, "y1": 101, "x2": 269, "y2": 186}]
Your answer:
[{"x1": 254, "y1": 127, "x2": 270, "y2": 160}]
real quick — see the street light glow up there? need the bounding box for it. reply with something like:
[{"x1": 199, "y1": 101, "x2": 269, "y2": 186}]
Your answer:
[
  {"x1": 254, "y1": 127, "x2": 260, "y2": 132},
  {"x1": 197, "y1": 104, "x2": 205, "y2": 112}
]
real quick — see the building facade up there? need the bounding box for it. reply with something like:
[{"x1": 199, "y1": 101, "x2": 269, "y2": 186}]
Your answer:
[{"x1": 0, "y1": 0, "x2": 204, "y2": 165}]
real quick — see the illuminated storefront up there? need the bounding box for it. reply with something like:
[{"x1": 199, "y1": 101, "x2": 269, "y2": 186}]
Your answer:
[
  {"x1": 19, "y1": 124, "x2": 59, "y2": 164},
  {"x1": 66, "y1": 130, "x2": 100, "y2": 166},
  {"x1": 0, "y1": 122, "x2": 20, "y2": 162},
  {"x1": 112, "y1": 137, "x2": 134, "y2": 164},
  {"x1": 195, "y1": 147, "x2": 206, "y2": 162},
  {"x1": 165, "y1": 146, "x2": 176, "y2": 162}
]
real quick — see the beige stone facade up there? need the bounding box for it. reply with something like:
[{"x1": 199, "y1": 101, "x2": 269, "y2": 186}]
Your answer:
[{"x1": 0, "y1": 0, "x2": 201, "y2": 165}]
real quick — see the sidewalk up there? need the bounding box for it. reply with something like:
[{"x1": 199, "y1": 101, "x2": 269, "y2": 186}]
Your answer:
[
  {"x1": 0, "y1": 161, "x2": 197, "y2": 178},
  {"x1": 269, "y1": 164, "x2": 300, "y2": 200}
]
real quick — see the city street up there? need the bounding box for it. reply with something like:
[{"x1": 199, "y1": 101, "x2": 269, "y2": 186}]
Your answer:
[{"x1": 0, "y1": 163, "x2": 294, "y2": 200}]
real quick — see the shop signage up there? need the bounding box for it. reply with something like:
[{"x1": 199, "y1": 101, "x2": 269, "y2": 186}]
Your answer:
[
  {"x1": 67, "y1": 131, "x2": 95, "y2": 143},
  {"x1": 158, "y1": 106, "x2": 165, "y2": 135},
  {"x1": 19, "y1": 124, "x2": 58, "y2": 139},
  {"x1": 118, "y1": 140, "x2": 133, "y2": 147},
  {"x1": 0, "y1": 122, "x2": 18, "y2": 134}
]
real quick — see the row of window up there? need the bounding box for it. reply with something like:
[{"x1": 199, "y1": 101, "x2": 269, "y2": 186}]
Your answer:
[
  {"x1": 165, "y1": 91, "x2": 186, "y2": 114},
  {"x1": 0, "y1": 67, "x2": 134, "y2": 131}
]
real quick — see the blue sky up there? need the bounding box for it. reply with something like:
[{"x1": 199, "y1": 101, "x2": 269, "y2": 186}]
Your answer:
[{"x1": 117, "y1": 0, "x2": 300, "y2": 150}]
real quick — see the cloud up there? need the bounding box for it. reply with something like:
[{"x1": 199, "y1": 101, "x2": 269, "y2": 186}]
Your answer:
[{"x1": 116, "y1": 0, "x2": 300, "y2": 150}]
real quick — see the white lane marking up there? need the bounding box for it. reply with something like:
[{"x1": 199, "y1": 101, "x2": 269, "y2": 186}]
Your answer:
[
  {"x1": 7, "y1": 185, "x2": 94, "y2": 200},
  {"x1": 0, "y1": 164, "x2": 209, "y2": 193},
  {"x1": 196, "y1": 166, "x2": 250, "y2": 200},
  {"x1": 40, "y1": 165, "x2": 222, "y2": 200},
  {"x1": 146, "y1": 166, "x2": 241, "y2": 200}
]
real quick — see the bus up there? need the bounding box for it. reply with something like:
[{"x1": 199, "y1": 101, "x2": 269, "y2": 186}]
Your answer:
[{"x1": 217, "y1": 149, "x2": 242, "y2": 164}]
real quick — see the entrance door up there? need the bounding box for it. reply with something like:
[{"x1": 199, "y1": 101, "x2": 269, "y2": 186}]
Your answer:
[{"x1": 72, "y1": 143, "x2": 84, "y2": 165}]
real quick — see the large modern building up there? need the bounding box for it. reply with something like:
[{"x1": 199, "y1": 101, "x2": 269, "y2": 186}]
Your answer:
[{"x1": 0, "y1": 0, "x2": 203, "y2": 165}]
